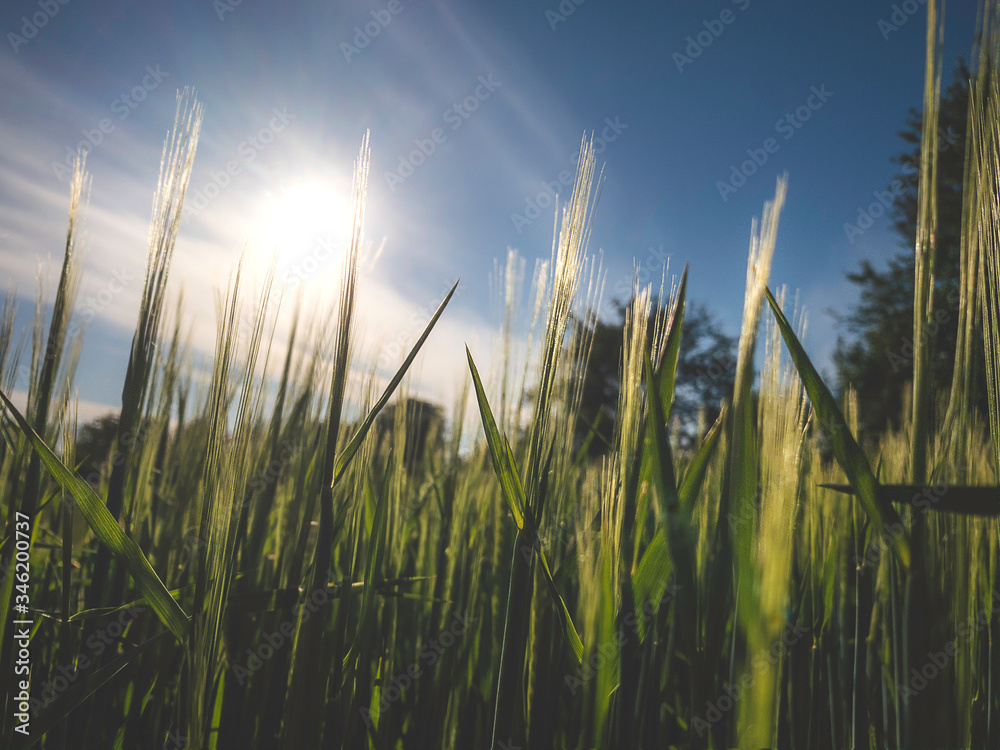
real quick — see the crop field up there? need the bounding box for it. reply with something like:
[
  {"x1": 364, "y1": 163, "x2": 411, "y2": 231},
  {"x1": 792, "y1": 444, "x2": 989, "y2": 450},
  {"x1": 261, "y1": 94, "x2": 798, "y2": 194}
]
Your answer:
[{"x1": 1, "y1": 1, "x2": 999, "y2": 748}]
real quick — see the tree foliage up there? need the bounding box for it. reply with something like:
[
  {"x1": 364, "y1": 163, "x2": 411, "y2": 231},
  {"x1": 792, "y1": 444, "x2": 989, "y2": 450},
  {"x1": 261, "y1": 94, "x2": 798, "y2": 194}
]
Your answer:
[
  {"x1": 834, "y1": 60, "x2": 989, "y2": 439},
  {"x1": 574, "y1": 298, "x2": 736, "y2": 454}
]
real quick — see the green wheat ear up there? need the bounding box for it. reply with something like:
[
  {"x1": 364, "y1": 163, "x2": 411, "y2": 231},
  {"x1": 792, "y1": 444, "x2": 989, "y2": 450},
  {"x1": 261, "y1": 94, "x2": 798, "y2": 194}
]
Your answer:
[{"x1": 975, "y1": 4, "x2": 1000, "y2": 475}]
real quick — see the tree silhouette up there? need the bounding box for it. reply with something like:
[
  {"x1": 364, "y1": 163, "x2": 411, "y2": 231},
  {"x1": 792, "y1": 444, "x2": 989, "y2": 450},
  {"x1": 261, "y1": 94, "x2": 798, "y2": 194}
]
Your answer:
[
  {"x1": 833, "y1": 59, "x2": 989, "y2": 440},
  {"x1": 75, "y1": 413, "x2": 120, "y2": 487},
  {"x1": 374, "y1": 396, "x2": 444, "y2": 468},
  {"x1": 573, "y1": 298, "x2": 736, "y2": 455}
]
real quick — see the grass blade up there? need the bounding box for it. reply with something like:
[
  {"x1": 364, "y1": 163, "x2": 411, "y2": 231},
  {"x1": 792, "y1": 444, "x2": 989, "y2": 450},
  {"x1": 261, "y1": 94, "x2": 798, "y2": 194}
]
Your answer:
[
  {"x1": 643, "y1": 350, "x2": 697, "y2": 730},
  {"x1": 631, "y1": 530, "x2": 670, "y2": 642},
  {"x1": 533, "y1": 527, "x2": 585, "y2": 662},
  {"x1": 332, "y1": 279, "x2": 459, "y2": 486},
  {"x1": 654, "y1": 264, "x2": 688, "y2": 418},
  {"x1": 763, "y1": 285, "x2": 910, "y2": 568},
  {"x1": 467, "y1": 348, "x2": 583, "y2": 660},
  {"x1": 20, "y1": 631, "x2": 170, "y2": 748},
  {"x1": 644, "y1": 352, "x2": 679, "y2": 508},
  {"x1": 466, "y1": 346, "x2": 525, "y2": 528},
  {"x1": 0, "y1": 388, "x2": 189, "y2": 640},
  {"x1": 342, "y1": 469, "x2": 390, "y2": 671},
  {"x1": 677, "y1": 404, "x2": 727, "y2": 508},
  {"x1": 820, "y1": 483, "x2": 1000, "y2": 516}
]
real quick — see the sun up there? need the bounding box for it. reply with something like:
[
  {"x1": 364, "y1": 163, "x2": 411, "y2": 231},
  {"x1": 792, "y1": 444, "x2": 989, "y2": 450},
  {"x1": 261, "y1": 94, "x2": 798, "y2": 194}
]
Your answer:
[{"x1": 249, "y1": 178, "x2": 353, "y2": 280}]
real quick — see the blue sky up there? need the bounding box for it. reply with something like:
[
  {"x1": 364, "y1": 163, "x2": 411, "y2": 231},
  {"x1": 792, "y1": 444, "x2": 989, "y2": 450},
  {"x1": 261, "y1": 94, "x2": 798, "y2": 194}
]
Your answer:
[{"x1": 0, "y1": 0, "x2": 980, "y2": 421}]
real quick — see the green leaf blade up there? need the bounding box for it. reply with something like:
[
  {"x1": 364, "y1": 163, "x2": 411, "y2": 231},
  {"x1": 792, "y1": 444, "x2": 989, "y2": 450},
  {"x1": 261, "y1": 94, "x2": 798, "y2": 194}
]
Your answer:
[
  {"x1": 466, "y1": 347, "x2": 525, "y2": 528},
  {"x1": 655, "y1": 264, "x2": 688, "y2": 421},
  {"x1": 0, "y1": 389, "x2": 189, "y2": 641},
  {"x1": 677, "y1": 403, "x2": 727, "y2": 509},
  {"x1": 763, "y1": 286, "x2": 910, "y2": 568},
  {"x1": 333, "y1": 279, "x2": 459, "y2": 485}
]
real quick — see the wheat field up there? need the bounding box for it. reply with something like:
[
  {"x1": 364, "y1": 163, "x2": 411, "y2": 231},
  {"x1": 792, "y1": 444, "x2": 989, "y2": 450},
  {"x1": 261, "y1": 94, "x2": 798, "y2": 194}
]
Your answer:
[{"x1": 1, "y1": 1, "x2": 999, "y2": 748}]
